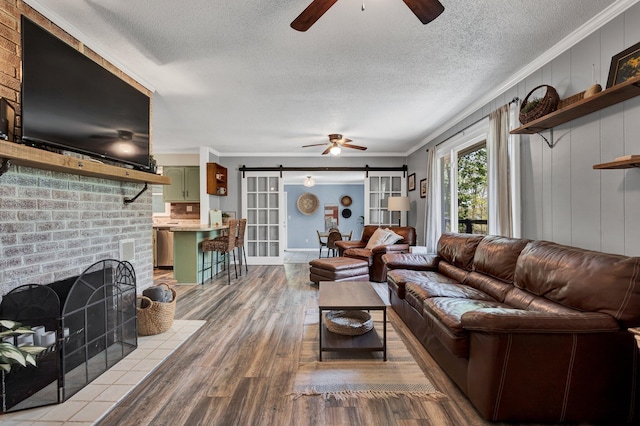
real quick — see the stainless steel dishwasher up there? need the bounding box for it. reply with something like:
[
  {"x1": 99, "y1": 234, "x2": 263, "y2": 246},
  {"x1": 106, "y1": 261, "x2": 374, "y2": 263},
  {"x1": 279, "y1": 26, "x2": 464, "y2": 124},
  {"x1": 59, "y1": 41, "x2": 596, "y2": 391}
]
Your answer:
[{"x1": 156, "y1": 228, "x2": 174, "y2": 268}]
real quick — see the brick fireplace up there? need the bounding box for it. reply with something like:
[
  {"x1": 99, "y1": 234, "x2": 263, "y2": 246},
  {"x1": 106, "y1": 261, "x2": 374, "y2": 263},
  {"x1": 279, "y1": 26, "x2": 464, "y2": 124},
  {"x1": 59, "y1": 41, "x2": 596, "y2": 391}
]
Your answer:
[
  {"x1": 0, "y1": 165, "x2": 154, "y2": 296},
  {"x1": 0, "y1": 2, "x2": 156, "y2": 296}
]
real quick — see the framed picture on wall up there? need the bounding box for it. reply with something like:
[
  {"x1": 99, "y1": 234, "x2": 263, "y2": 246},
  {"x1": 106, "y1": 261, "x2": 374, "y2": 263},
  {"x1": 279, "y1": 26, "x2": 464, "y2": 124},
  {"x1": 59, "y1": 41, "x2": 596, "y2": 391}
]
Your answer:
[
  {"x1": 607, "y1": 41, "x2": 640, "y2": 88},
  {"x1": 408, "y1": 173, "x2": 416, "y2": 191},
  {"x1": 420, "y1": 179, "x2": 427, "y2": 198},
  {"x1": 324, "y1": 204, "x2": 339, "y2": 231}
]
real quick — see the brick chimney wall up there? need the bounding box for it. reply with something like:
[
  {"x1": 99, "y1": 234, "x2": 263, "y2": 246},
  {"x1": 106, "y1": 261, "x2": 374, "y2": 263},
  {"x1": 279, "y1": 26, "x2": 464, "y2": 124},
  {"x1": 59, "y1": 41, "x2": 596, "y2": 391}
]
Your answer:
[{"x1": 0, "y1": 2, "x2": 154, "y2": 295}]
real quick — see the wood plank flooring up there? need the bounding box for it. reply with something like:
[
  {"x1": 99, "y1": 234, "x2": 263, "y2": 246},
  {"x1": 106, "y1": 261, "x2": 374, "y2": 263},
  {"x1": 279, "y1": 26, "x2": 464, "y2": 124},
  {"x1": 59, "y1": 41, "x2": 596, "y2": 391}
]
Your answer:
[{"x1": 98, "y1": 265, "x2": 552, "y2": 426}]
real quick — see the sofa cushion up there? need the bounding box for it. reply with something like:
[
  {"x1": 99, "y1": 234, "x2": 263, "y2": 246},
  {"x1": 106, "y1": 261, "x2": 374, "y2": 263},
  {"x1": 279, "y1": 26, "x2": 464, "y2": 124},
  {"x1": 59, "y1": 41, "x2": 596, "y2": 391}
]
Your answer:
[
  {"x1": 388, "y1": 269, "x2": 453, "y2": 299},
  {"x1": 463, "y1": 271, "x2": 513, "y2": 303},
  {"x1": 437, "y1": 233, "x2": 484, "y2": 271},
  {"x1": 514, "y1": 240, "x2": 640, "y2": 327},
  {"x1": 365, "y1": 228, "x2": 390, "y2": 249},
  {"x1": 423, "y1": 297, "x2": 511, "y2": 357},
  {"x1": 472, "y1": 235, "x2": 529, "y2": 283},
  {"x1": 461, "y1": 308, "x2": 619, "y2": 333},
  {"x1": 406, "y1": 281, "x2": 495, "y2": 314},
  {"x1": 438, "y1": 261, "x2": 471, "y2": 283}
]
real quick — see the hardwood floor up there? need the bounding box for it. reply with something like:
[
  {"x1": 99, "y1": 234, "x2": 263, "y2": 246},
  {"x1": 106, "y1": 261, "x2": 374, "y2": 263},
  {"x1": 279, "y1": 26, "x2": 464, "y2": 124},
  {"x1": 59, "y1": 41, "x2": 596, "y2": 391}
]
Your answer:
[{"x1": 98, "y1": 265, "x2": 546, "y2": 426}]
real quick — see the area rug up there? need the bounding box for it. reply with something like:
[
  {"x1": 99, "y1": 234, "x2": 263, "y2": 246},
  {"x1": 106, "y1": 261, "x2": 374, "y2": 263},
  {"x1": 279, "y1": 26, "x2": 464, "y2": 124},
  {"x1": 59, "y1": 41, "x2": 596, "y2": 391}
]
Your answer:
[{"x1": 291, "y1": 309, "x2": 444, "y2": 401}]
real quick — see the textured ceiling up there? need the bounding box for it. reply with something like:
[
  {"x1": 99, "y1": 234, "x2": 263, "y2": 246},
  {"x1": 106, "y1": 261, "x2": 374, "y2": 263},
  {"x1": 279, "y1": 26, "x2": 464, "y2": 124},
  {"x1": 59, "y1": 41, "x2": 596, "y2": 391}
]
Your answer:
[{"x1": 26, "y1": 0, "x2": 616, "y2": 157}]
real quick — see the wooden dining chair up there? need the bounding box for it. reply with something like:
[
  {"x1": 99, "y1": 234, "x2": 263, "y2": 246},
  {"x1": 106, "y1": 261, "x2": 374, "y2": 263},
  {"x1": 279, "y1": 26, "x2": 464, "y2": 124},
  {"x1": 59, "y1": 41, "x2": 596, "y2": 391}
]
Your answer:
[
  {"x1": 316, "y1": 230, "x2": 328, "y2": 258},
  {"x1": 326, "y1": 230, "x2": 343, "y2": 257}
]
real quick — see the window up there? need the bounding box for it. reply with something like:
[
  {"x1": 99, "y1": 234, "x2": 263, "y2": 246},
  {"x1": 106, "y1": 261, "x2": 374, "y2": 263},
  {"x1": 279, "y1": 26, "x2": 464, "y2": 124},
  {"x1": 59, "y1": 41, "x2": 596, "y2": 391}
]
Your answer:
[
  {"x1": 457, "y1": 143, "x2": 488, "y2": 234},
  {"x1": 436, "y1": 118, "x2": 491, "y2": 237},
  {"x1": 429, "y1": 104, "x2": 521, "y2": 245}
]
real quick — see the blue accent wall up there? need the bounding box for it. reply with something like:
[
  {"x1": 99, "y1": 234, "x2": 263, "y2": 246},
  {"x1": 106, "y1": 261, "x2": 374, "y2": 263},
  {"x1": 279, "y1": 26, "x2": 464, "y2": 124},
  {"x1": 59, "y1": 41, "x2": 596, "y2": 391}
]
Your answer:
[{"x1": 286, "y1": 184, "x2": 364, "y2": 250}]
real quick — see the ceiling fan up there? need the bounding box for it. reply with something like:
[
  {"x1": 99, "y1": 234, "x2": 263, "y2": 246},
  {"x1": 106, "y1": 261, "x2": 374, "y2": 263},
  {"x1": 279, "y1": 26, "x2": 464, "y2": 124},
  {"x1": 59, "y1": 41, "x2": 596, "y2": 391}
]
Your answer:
[
  {"x1": 291, "y1": 0, "x2": 444, "y2": 32},
  {"x1": 302, "y1": 134, "x2": 367, "y2": 155},
  {"x1": 89, "y1": 129, "x2": 137, "y2": 141}
]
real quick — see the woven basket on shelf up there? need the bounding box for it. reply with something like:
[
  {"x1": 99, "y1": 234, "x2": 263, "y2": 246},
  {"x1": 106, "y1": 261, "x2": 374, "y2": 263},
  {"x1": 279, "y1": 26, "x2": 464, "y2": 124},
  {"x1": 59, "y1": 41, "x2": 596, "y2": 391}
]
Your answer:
[
  {"x1": 324, "y1": 310, "x2": 373, "y2": 336},
  {"x1": 519, "y1": 84, "x2": 560, "y2": 124},
  {"x1": 137, "y1": 284, "x2": 177, "y2": 336}
]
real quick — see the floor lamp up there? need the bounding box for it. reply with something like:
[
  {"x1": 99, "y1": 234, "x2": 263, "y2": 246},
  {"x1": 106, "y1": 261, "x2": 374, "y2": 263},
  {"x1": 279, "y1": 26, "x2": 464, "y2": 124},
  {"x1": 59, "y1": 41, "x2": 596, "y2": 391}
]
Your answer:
[{"x1": 387, "y1": 196, "x2": 410, "y2": 227}]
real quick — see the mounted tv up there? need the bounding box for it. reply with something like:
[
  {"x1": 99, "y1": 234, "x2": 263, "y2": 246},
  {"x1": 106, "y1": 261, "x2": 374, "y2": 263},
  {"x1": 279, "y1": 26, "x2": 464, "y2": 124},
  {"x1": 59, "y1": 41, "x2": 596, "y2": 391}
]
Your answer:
[{"x1": 21, "y1": 16, "x2": 151, "y2": 170}]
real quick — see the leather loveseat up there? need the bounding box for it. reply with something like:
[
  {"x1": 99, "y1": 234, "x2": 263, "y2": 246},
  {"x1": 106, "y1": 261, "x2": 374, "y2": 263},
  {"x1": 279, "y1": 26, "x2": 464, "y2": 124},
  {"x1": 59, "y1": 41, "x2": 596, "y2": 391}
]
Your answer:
[
  {"x1": 335, "y1": 225, "x2": 416, "y2": 282},
  {"x1": 383, "y1": 232, "x2": 640, "y2": 424}
]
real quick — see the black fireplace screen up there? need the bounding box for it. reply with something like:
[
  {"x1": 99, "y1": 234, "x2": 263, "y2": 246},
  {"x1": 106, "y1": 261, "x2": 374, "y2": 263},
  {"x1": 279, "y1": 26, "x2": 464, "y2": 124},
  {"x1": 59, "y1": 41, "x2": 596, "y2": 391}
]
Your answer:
[{"x1": 0, "y1": 259, "x2": 137, "y2": 412}]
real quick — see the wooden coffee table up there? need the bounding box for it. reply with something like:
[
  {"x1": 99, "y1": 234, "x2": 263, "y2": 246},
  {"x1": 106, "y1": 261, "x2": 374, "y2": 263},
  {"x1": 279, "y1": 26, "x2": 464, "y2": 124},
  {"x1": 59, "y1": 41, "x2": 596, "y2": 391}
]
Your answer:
[{"x1": 317, "y1": 281, "x2": 387, "y2": 361}]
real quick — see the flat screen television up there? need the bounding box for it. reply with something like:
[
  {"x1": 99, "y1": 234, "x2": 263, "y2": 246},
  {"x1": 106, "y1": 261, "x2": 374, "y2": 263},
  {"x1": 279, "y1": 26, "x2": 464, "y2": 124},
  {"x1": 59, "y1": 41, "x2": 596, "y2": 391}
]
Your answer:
[{"x1": 21, "y1": 16, "x2": 151, "y2": 170}]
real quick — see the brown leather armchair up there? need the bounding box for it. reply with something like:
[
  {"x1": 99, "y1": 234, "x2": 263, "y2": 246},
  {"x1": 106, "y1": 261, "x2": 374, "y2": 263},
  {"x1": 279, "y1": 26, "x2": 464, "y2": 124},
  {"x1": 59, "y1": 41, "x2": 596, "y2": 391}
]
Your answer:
[{"x1": 335, "y1": 225, "x2": 416, "y2": 282}]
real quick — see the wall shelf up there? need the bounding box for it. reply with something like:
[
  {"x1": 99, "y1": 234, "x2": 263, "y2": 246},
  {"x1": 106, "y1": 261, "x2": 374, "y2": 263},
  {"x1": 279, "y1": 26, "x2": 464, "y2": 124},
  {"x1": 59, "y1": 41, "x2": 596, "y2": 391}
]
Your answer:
[
  {"x1": 593, "y1": 157, "x2": 640, "y2": 170},
  {"x1": 511, "y1": 74, "x2": 640, "y2": 135},
  {"x1": 206, "y1": 162, "x2": 228, "y2": 196},
  {"x1": 0, "y1": 140, "x2": 170, "y2": 185}
]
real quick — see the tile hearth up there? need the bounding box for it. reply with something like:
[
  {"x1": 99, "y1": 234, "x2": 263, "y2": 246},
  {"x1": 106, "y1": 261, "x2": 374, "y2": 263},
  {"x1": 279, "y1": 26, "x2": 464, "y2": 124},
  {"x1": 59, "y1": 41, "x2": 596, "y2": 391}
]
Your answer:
[{"x1": 0, "y1": 320, "x2": 205, "y2": 425}]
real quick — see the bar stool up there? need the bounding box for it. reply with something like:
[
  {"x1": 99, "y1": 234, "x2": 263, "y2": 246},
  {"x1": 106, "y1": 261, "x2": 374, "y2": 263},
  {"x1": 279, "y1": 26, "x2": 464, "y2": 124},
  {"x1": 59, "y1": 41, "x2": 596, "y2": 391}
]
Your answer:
[
  {"x1": 236, "y1": 218, "x2": 248, "y2": 275},
  {"x1": 202, "y1": 219, "x2": 238, "y2": 285}
]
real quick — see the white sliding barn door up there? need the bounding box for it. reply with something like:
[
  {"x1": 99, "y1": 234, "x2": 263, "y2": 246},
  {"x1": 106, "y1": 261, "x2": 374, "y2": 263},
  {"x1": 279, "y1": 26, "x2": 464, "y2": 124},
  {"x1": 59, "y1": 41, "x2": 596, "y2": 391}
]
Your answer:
[
  {"x1": 241, "y1": 172, "x2": 284, "y2": 265},
  {"x1": 364, "y1": 172, "x2": 406, "y2": 226}
]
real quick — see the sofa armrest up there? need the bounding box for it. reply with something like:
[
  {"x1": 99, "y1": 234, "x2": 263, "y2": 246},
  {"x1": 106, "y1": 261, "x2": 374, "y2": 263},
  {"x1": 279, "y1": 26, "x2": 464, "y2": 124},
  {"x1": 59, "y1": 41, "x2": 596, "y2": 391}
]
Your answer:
[
  {"x1": 371, "y1": 243, "x2": 409, "y2": 255},
  {"x1": 461, "y1": 308, "x2": 620, "y2": 333},
  {"x1": 381, "y1": 253, "x2": 439, "y2": 271},
  {"x1": 335, "y1": 240, "x2": 366, "y2": 256}
]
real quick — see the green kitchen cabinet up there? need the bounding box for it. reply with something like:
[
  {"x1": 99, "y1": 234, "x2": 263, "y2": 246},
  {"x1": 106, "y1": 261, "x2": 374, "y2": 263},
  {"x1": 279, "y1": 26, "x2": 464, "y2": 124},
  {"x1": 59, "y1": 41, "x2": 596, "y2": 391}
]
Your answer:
[{"x1": 163, "y1": 166, "x2": 200, "y2": 202}]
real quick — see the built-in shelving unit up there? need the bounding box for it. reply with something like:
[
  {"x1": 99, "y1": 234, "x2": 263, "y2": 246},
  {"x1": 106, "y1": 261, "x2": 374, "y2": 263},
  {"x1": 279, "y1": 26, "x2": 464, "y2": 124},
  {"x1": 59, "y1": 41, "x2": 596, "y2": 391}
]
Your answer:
[
  {"x1": 206, "y1": 162, "x2": 228, "y2": 196},
  {"x1": 511, "y1": 74, "x2": 640, "y2": 135},
  {"x1": 0, "y1": 140, "x2": 170, "y2": 184}
]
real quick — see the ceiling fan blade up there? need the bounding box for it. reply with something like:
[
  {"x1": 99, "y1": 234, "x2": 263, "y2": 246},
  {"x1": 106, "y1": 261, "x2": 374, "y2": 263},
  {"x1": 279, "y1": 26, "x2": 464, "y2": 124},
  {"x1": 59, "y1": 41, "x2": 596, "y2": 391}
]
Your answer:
[
  {"x1": 401, "y1": 0, "x2": 444, "y2": 24},
  {"x1": 342, "y1": 143, "x2": 367, "y2": 151},
  {"x1": 336, "y1": 138, "x2": 352, "y2": 144},
  {"x1": 321, "y1": 145, "x2": 333, "y2": 155},
  {"x1": 291, "y1": 0, "x2": 339, "y2": 32},
  {"x1": 302, "y1": 142, "x2": 330, "y2": 148}
]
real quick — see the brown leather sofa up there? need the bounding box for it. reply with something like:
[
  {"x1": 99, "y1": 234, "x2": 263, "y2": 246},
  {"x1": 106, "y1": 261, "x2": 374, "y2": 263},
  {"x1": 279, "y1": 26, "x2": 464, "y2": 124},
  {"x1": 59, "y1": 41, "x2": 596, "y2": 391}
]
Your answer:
[
  {"x1": 335, "y1": 225, "x2": 416, "y2": 282},
  {"x1": 383, "y1": 232, "x2": 640, "y2": 424}
]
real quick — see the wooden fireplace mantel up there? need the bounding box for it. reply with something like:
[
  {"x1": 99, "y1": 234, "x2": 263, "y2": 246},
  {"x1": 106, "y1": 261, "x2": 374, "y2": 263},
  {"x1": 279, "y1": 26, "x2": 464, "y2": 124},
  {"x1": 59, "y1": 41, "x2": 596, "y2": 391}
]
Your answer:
[{"x1": 0, "y1": 140, "x2": 170, "y2": 185}]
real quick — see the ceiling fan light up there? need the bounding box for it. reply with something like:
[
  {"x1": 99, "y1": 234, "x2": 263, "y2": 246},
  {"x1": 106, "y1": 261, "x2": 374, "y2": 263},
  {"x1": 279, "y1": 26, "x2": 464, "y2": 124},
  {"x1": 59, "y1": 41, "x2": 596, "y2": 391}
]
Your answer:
[
  {"x1": 303, "y1": 176, "x2": 315, "y2": 187},
  {"x1": 330, "y1": 146, "x2": 341, "y2": 155}
]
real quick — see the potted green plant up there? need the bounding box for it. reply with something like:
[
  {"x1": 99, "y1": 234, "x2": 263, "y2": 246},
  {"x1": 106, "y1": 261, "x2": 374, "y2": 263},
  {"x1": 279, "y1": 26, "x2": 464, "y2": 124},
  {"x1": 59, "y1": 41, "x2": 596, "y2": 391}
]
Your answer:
[
  {"x1": 0, "y1": 320, "x2": 45, "y2": 372},
  {"x1": 520, "y1": 97, "x2": 540, "y2": 114}
]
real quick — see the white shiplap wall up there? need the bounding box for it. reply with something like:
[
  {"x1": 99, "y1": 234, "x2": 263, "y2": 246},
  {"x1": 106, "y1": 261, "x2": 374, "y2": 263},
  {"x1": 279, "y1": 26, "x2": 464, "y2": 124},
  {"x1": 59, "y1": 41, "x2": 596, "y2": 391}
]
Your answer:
[{"x1": 520, "y1": 6, "x2": 640, "y2": 256}]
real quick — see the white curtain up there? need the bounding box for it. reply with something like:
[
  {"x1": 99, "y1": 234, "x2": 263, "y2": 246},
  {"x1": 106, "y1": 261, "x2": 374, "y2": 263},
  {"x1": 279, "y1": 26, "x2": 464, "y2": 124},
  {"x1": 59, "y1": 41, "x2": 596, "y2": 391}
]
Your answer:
[
  {"x1": 424, "y1": 148, "x2": 439, "y2": 253},
  {"x1": 488, "y1": 103, "x2": 520, "y2": 237}
]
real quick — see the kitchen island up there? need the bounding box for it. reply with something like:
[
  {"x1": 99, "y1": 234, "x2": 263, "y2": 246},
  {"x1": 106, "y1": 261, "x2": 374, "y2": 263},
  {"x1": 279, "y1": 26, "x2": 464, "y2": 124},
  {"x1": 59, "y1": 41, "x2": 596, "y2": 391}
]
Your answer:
[{"x1": 170, "y1": 225, "x2": 228, "y2": 284}]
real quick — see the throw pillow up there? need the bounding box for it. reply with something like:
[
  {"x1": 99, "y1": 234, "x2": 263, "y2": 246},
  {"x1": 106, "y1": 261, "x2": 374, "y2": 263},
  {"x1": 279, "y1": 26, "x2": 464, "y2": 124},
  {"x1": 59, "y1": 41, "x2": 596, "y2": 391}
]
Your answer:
[
  {"x1": 383, "y1": 229, "x2": 404, "y2": 245},
  {"x1": 365, "y1": 228, "x2": 389, "y2": 250}
]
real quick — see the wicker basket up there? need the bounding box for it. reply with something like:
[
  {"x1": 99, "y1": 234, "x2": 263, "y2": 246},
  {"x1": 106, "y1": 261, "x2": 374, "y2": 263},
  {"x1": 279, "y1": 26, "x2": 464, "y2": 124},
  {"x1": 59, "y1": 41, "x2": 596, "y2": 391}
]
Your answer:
[
  {"x1": 137, "y1": 284, "x2": 177, "y2": 336},
  {"x1": 519, "y1": 84, "x2": 560, "y2": 124},
  {"x1": 324, "y1": 310, "x2": 373, "y2": 336}
]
